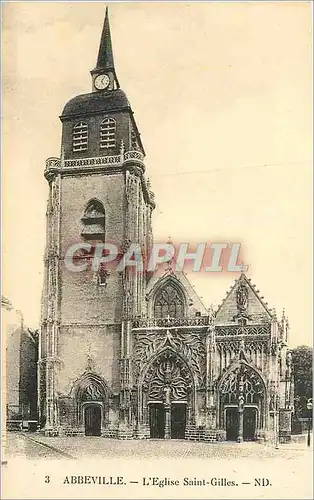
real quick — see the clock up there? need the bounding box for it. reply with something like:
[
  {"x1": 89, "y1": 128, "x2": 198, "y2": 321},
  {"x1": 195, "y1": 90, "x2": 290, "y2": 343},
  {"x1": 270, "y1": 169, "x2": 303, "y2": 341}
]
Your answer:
[{"x1": 94, "y1": 74, "x2": 110, "y2": 90}]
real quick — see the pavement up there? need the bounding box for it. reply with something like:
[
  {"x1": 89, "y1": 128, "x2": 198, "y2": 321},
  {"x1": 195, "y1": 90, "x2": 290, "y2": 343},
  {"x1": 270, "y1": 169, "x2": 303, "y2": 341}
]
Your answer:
[
  {"x1": 3, "y1": 431, "x2": 313, "y2": 461},
  {"x1": 2, "y1": 433, "x2": 313, "y2": 500}
]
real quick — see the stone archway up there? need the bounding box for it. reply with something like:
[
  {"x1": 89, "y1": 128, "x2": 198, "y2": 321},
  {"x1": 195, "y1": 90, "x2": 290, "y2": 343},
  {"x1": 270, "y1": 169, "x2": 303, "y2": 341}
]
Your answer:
[
  {"x1": 218, "y1": 361, "x2": 266, "y2": 442},
  {"x1": 140, "y1": 349, "x2": 194, "y2": 439},
  {"x1": 71, "y1": 372, "x2": 110, "y2": 435}
]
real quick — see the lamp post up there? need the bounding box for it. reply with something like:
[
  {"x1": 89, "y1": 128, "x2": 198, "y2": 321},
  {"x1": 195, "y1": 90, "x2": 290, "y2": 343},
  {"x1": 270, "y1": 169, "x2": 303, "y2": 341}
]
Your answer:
[{"x1": 306, "y1": 399, "x2": 312, "y2": 448}]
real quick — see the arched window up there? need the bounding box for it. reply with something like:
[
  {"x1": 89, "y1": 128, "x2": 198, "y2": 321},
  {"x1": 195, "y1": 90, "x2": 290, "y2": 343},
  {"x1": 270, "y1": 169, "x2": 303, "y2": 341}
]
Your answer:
[
  {"x1": 100, "y1": 117, "x2": 116, "y2": 149},
  {"x1": 73, "y1": 121, "x2": 88, "y2": 152},
  {"x1": 154, "y1": 283, "x2": 185, "y2": 319},
  {"x1": 81, "y1": 199, "x2": 105, "y2": 240}
]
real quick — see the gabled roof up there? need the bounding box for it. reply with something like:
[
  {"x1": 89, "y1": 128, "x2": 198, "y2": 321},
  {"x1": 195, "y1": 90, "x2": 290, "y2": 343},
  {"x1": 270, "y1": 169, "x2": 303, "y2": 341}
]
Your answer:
[
  {"x1": 146, "y1": 264, "x2": 208, "y2": 317},
  {"x1": 215, "y1": 273, "x2": 274, "y2": 325}
]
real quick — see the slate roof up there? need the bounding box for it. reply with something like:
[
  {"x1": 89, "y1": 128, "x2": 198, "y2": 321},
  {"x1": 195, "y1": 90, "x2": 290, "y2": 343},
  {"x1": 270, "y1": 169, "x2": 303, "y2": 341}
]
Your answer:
[{"x1": 60, "y1": 89, "x2": 130, "y2": 119}]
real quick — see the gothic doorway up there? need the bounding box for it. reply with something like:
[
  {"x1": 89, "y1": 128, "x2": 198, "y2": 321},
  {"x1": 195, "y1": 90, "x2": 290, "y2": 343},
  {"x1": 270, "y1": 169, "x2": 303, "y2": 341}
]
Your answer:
[
  {"x1": 226, "y1": 407, "x2": 239, "y2": 441},
  {"x1": 141, "y1": 350, "x2": 194, "y2": 440},
  {"x1": 243, "y1": 407, "x2": 257, "y2": 441},
  {"x1": 149, "y1": 403, "x2": 165, "y2": 439},
  {"x1": 84, "y1": 404, "x2": 101, "y2": 436},
  {"x1": 219, "y1": 361, "x2": 265, "y2": 442},
  {"x1": 171, "y1": 403, "x2": 186, "y2": 439},
  {"x1": 148, "y1": 402, "x2": 187, "y2": 439},
  {"x1": 71, "y1": 372, "x2": 110, "y2": 435}
]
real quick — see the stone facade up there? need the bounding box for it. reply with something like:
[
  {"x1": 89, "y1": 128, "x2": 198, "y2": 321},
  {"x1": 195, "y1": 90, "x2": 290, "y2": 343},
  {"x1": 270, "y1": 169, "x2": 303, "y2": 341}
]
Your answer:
[{"x1": 39, "y1": 9, "x2": 293, "y2": 442}]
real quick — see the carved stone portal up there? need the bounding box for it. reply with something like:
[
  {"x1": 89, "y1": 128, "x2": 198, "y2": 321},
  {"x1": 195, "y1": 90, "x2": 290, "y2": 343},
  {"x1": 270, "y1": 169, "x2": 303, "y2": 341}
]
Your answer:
[
  {"x1": 220, "y1": 364, "x2": 264, "y2": 405},
  {"x1": 134, "y1": 330, "x2": 205, "y2": 387},
  {"x1": 219, "y1": 363, "x2": 266, "y2": 441},
  {"x1": 83, "y1": 383, "x2": 103, "y2": 401},
  {"x1": 143, "y1": 351, "x2": 193, "y2": 402}
]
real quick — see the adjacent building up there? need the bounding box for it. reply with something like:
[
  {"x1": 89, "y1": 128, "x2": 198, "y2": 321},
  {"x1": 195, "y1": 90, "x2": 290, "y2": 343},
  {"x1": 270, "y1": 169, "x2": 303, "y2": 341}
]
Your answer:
[{"x1": 2, "y1": 296, "x2": 38, "y2": 430}]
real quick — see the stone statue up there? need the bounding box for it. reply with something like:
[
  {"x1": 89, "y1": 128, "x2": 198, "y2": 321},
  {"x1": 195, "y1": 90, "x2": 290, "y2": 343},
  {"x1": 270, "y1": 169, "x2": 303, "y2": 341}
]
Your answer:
[
  {"x1": 164, "y1": 386, "x2": 171, "y2": 405},
  {"x1": 236, "y1": 282, "x2": 248, "y2": 313}
]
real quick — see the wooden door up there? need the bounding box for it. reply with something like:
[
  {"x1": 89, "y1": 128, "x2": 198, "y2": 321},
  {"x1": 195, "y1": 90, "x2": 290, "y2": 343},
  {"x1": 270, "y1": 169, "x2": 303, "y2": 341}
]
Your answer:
[
  {"x1": 226, "y1": 407, "x2": 239, "y2": 441},
  {"x1": 149, "y1": 403, "x2": 165, "y2": 438},
  {"x1": 171, "y1": 404, "x2": 186, "y2": 439},
  {"x1": 85, "y1": 405, "x2": 101, "y2": 436}
]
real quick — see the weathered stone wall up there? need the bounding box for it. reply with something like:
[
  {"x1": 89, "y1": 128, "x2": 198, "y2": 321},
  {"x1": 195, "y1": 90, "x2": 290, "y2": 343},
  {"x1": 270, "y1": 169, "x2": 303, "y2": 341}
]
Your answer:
[
  {"x1": 59, "y1": 173, "x2": 125, "y2": 324},
  {"x1": 57, "y1": 324, "x2": 121, "y2": 396}
]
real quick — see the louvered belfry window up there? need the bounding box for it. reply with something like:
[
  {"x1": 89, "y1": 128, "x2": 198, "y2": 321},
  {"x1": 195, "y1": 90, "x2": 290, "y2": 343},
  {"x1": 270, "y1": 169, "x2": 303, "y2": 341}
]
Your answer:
[
  {"x1": 81, "y1": 199, "x2": 105, "y2": 240},
  {"x1": 73, "y1": 122, "x2": 88, "y2": 152},
  {"x1": 100, "y1": 117, "x2": 116, "y2": 149}
]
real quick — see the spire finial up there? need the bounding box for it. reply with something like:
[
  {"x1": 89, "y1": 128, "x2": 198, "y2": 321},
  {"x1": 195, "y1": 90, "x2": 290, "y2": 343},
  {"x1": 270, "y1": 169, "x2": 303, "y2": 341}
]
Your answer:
[
  {"x1": 91, "y1": 7, "x2": 120, "y2": 91},
  {"x1": 95, "y1": 7, "x2": 115, "y2": 71}
]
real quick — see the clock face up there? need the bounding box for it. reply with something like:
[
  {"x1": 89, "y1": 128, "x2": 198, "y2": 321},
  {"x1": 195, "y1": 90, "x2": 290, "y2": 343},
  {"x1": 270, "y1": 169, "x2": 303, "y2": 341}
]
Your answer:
[{"x1": 94, "y1": 74, "x2": 110, "y2": 90}]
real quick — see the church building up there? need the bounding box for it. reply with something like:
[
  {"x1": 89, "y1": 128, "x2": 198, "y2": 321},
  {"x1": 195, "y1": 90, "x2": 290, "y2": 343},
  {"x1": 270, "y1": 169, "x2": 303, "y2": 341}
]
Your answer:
[{"x1": 39, "y1": 8, "x2": 293, "y2": 443}]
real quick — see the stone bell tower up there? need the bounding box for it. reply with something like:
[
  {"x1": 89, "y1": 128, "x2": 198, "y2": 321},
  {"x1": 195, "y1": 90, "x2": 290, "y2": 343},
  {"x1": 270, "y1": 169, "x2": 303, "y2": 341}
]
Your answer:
[{"x1": 39, "y1": 7, "x2": 155, "y2": 436}]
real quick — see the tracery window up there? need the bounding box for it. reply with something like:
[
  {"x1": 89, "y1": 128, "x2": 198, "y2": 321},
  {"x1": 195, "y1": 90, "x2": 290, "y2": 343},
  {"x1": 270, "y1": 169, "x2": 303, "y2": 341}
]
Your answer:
[
  {"x1": 82, "y1": 383, "x2": 103, "y2": 401},
  {"x1": 220, "y1": 365, "x2": 264, "y2": 405},
  {"x1": 100, "y1": 117, "x2": 116, "y2": 149},
  {"x1": 73, "y1": 121, "x2": 88, "y2": 152},
  {"x1": 74, "y1": 373, "x2": 108, "y2": 402},
  {"x1": 154, "y1": 283, "x2": 185, "y2": 318}
]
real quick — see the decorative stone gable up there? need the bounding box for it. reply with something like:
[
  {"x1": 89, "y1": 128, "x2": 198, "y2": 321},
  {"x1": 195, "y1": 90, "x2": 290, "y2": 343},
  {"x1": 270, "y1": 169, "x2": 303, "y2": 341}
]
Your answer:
[{"x1": 215, "y1": 274, "x2": 273, "y2": 326}]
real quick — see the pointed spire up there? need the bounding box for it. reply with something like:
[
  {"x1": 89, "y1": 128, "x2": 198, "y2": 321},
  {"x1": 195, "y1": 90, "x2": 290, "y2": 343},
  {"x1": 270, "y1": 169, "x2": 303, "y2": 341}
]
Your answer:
[{"x1": 95, "y1": 7, "x2": 115, "y2": 71}]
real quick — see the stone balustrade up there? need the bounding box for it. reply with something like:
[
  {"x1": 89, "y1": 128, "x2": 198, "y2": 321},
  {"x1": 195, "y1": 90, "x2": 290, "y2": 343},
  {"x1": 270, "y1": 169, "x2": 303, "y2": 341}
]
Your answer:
[{"x1": 132, "y1": 316, "x2": 210, "y2": 329}]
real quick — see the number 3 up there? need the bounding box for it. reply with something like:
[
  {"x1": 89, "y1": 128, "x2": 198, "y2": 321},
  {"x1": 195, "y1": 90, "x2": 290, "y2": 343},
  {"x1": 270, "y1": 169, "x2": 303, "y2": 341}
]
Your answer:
[{"x1": 45, "y1": 476, "x2": 50, "y2": 484}]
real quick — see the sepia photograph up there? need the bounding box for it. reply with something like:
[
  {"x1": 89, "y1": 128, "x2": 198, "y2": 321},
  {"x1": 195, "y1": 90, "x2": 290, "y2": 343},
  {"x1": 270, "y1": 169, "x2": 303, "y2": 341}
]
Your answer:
[{"x1": 1, "y1": 1, "x2": 313, "y2": 499}]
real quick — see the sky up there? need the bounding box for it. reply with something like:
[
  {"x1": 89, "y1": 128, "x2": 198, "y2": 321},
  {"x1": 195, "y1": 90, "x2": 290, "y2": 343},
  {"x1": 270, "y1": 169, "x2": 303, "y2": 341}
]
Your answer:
[{"x1": 2, "y1": 2, "x2": 313, "y2": 347}]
